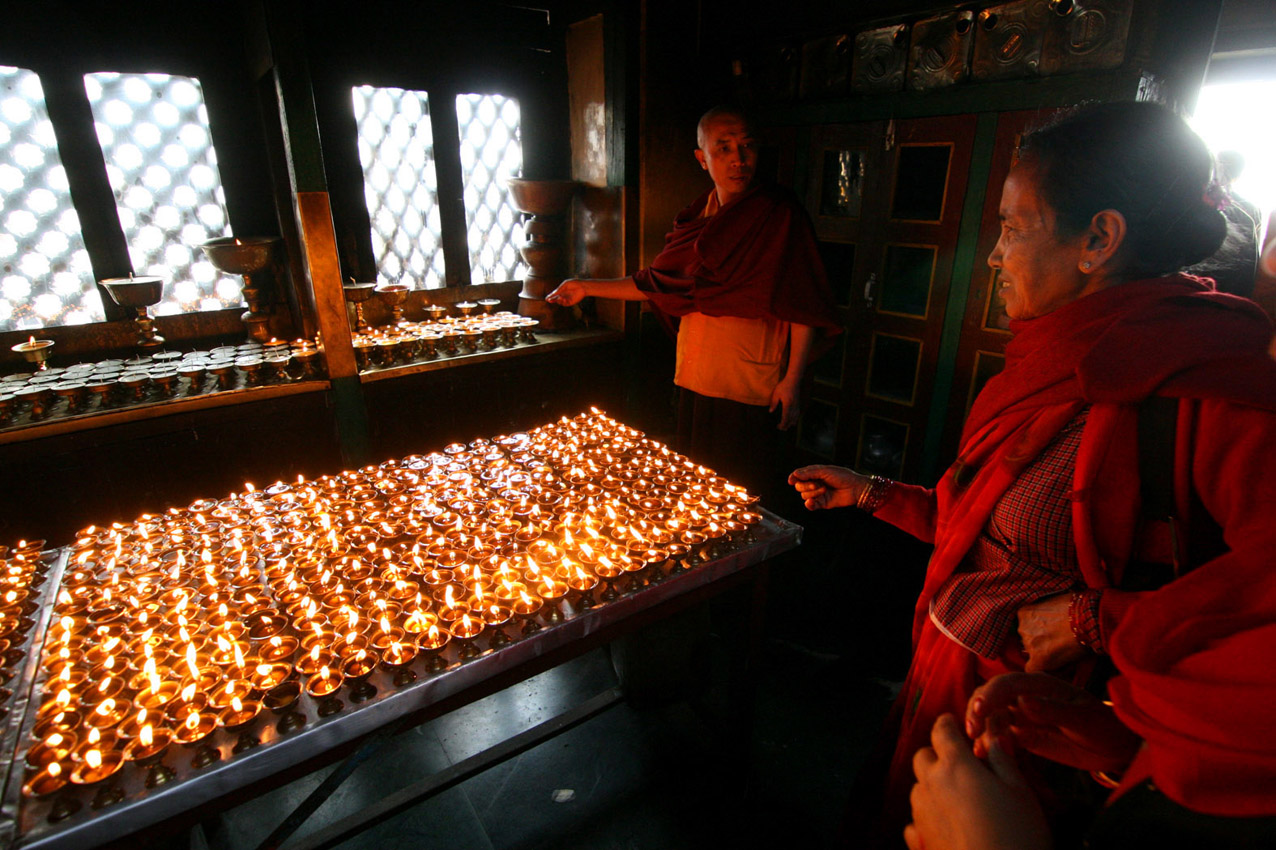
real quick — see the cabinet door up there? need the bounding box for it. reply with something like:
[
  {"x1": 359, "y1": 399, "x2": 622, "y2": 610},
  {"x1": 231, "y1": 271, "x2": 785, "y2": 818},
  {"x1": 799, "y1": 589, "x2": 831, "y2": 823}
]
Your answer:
[
  {"x1": 798, "y1": 115, "x2": 977, "y2": 482},
  {"x1": 939, "y1": 109, "x2": 1057, "y2": 466},
  {"x1": 798, "y1": 122, "x2": 887, "y2": 462}
]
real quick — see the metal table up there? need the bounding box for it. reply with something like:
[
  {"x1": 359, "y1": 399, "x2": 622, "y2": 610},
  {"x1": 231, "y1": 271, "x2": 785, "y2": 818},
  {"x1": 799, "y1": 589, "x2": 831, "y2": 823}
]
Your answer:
[{"x1": 1, "y1": 512, "x2": 801, "y2": 850}]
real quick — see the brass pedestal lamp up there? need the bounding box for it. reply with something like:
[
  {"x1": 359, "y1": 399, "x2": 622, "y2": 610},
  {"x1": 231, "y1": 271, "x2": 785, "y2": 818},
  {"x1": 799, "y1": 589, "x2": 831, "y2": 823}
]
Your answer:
[
  {"x1": 506, "y1": 179, "x2": 578, "y2": 331},
  {"x1": 199, "y1": 237, "x2": 279, "y2": 343},
  {"x1": 100, "y1": 276, "x2": 165, "y2": 350}
]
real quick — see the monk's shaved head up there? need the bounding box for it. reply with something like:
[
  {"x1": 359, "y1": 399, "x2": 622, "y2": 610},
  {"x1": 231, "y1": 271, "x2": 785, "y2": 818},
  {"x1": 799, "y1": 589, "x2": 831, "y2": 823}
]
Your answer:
[{"x1": 697, "y1": 106, "x2": 755, "y2": 150}]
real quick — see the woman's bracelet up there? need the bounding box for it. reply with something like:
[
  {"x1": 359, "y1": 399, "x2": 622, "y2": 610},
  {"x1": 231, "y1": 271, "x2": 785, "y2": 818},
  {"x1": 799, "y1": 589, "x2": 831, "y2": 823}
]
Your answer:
[
  {"x1": 1068, "y1": 591, "x2": 1092, "y2": 651},
  {"x1": 1068, "y1": 589, "x2": 1105, "y2": 653},
  {"x1": 856, "y1": 475, "x2": 892, "y2": 514}
]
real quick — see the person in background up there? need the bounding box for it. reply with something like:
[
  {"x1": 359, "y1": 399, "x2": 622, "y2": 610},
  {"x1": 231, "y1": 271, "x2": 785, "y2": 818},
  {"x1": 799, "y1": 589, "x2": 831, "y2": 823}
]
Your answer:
[
  {"x1": 1185, "y1": 149, "x2": 1264, "y2": 298},
  {"x1": 789, "y1": 101, "x2": 1276, "y2": 846},
  {"x1": 547, "y1": 105, "x2": 838, "y2": 500}
]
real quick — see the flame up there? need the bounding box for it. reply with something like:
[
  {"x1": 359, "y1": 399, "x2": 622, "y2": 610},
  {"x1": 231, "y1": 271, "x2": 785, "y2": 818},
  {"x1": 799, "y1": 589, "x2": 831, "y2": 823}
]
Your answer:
[
  {"x1": 380, "y1": 616, "x2": 391, "y2": 633},
  {"x1": 319, "y1": 665, "x2": 331, "y2": 679},
  {"x1": 87, "y1": 728, "x2": 101, "y2": 745},
  {"x1": 86, "y1": 749, "x2": 102, "y2": 769},
  {"x1": 181, "y1": 683, "x2": 196, "y2": 701},
  {"x1": 231, "y1": 696, "x2": 243, "y2": 712},
  {"x1": 140, "y1": 724, "x2": 153, "y2": 747},
  {"x1": 186, "y1": 645, "x2": 200, "y2": 679},
  {"x1": 48, "y1": 762, "x2": 61, "y2": 778}
]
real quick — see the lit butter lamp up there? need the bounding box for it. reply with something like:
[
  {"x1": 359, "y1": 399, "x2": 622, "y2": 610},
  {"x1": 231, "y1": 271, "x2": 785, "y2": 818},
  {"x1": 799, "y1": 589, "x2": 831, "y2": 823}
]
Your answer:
[
  {"x1": 11, "y1": 336, "x2": 54, "y2": 371},
  {"x1": 100, "y1": 275, "x2": 165, "y2": 350}
]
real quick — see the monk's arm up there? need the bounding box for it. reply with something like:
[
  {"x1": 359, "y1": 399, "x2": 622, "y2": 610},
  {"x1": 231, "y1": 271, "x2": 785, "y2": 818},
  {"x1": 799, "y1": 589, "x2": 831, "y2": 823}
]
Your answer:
[
  {"x1": 546, "y1": 277, "x2": 648, "y2": 306},
  {"x1": 782, "y1": 322, "x2": 818, "y2": 385},
  {"x1": 770, "y1": 322, "x2": 818, "y2": 430}
]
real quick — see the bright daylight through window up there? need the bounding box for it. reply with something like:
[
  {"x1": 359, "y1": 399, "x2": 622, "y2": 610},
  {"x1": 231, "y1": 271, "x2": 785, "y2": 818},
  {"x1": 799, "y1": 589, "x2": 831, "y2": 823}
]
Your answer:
[
  {"x1": 353, "y1": 85, "x2": 445, "y2": 289},
  {"x1": 1192, "y1": 80, "x2": 1276, "y2": 227},
  {"x1": 0, "y1": 65, "x2": 98, "y2": 332},
  {"x1": 85, "y1": 72, "x2": 239, "y2": 317},
  {"x1": 457, "y1": 93, "x2": 525, "y2": 285}
]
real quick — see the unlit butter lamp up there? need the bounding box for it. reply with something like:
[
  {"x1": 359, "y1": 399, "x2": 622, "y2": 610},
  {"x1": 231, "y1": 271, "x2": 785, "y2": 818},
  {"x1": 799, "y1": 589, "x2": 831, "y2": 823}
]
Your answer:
[{"x1": 100, "y1": 275, "x2": 165, "y2": 350}]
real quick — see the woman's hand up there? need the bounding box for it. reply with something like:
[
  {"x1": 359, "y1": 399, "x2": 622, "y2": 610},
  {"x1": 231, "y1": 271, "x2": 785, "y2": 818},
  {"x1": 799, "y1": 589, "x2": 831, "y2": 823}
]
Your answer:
[
  {"x1": 965, "y1": 673, "x2": 1141, "y2": 774},
  {"x1": 905, "y1": 714, "x2": 1051, "y2": 850},
  {"x1": 787, "y1": 465, "x2": 868, "y2": 510},
  {"x1": 545, "y1": 279, "x2": 588, "y2": 306},
  {"x1": 1016, "y1": 593, "x2": 1086, "y2": 672}
]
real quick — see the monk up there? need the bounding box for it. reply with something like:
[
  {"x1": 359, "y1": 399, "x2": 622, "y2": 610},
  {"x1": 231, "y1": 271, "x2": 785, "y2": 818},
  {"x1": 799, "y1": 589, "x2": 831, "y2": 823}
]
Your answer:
[{"x1": 547, "y1": 105, "x2": 838, "y2": 497}]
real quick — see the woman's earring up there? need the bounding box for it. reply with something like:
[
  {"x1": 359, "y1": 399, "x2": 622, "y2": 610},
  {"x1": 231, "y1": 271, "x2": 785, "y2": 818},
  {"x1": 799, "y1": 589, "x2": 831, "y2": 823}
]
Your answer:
[{"x1": 1082, "y1": 261, "x2": 1093, "y2": 270}]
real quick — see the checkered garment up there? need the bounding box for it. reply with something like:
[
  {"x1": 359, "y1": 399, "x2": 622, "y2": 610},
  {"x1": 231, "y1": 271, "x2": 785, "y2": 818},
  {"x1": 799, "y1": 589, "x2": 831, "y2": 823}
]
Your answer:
[{"x1": 929, "y1": 407, "x2": 1101, "y2": 659}]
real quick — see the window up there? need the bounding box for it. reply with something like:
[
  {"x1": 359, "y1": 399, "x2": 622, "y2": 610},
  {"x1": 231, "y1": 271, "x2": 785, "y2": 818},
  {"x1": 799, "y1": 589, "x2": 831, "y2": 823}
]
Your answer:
[
  {"x1": 85, "y1": 72, "x2": 239, "y2": 316},
  {"x1": 352, "y1": 88, "x2": 527, "y2": 289},
  {"x1": 352, "y1": 85, "x2": 444, "y2": 289},
  {"x1": 456, "y1": 93, "x2": 525, "y2": 284},
  {"x1": 0, "y1": 65, "x2": 98, "y2": 332},
  {"x1": 1192, "y1": 80, "x2": 1276, "y2": 220}
]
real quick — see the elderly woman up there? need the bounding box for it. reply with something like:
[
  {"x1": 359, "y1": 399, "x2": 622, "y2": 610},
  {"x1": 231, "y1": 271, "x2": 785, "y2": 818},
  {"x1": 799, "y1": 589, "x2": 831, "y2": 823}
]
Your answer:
[{"x1": 790, "y1": 101, "x2": 1276, "y2": 842}]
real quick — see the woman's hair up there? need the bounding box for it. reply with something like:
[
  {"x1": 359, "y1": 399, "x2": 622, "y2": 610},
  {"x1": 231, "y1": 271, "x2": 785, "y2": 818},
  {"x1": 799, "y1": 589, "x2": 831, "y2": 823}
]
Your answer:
[{"x1": 1018, "y1": 101, "x2": 1227, "y2": 277}]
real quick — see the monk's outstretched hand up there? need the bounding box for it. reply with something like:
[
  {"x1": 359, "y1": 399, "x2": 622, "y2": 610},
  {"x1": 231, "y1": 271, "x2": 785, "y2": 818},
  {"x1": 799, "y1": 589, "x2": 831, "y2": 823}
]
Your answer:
[
  {"x1": 787, "y1": 465, "x2": 866, "y2": 510},
  {"x1": 545, "y1": 280, "x2": 587, "y2": 306}
]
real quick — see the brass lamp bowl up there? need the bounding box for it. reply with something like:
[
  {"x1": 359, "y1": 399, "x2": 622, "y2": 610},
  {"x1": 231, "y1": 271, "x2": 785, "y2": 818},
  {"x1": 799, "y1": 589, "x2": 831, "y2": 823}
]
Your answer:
[
  {"x1": 342, "y1": 283, "x2": 378, "y2": 303},
  {"x1": 505, "y1": 179, "x2": 578, "y2": 217},
  {"x1": 100, "y1": 276, "x2": 163, "y2": 309},
  {"x1": 199, "y1": 237, "x2": 275, "y2": 275},
  {"x1": 100, "y1": 276, "x2": 165, "y2": 350},
  {"x1": 343, "y1": 283, "x2": 378, "y2": 332}
]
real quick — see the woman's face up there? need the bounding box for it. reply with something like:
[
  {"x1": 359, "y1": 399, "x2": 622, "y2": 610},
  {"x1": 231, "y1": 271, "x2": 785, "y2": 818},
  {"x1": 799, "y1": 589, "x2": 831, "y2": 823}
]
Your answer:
[{"x1": 988, "y1": 163, "x2": 1093, "y2": 321}]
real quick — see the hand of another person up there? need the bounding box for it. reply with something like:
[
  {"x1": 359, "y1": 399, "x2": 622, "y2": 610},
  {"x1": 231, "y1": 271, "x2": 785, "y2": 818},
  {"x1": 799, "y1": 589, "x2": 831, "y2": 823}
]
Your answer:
[
  {"x1": 905, "y1": 714, "x2": 1051, "y2": 850},
  {"x1": 966, "y1": 672, "x2": 1140, "y2": 774},
  {"x1": 769, "y1": 376, "x2": 801, "y2": 430},
  {"x1": 545, "y1": 279, "x2": 587, "y2": 306},
  {"x1": 786, "y1": 465, "x2": 867, "y2": 510},
  {"x1": 1016, "y1": 593, "x2": 1087, "y2": 672}
]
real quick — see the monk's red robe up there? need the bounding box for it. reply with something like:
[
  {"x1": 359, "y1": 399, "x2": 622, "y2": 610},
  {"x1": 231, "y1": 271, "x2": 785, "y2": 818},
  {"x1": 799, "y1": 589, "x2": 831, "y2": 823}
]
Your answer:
[{"x1": 632, "y1": 183, "x2": 839, "y2": 333}]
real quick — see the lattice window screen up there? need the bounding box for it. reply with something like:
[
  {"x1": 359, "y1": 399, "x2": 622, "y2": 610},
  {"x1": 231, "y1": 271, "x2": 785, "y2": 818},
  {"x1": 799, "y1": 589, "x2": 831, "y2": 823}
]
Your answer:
[
  {"x1": 0, "y1": 65, "x2": 100, "y2": 331},
  {"x1": 456, "y1": 94, "x2": 525, "y2": 284},
  {"x1": 85, "y1": 72, "x2": 239, "y2": 316},
  {"x1": 353, "y1": 85, "x2": 445, "y2": 289}
]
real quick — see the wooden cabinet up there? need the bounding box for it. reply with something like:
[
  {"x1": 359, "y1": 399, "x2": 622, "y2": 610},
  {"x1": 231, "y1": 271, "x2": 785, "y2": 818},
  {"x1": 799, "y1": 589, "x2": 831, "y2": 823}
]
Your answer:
[{"x1": 796, "y1": 114, "x2": 977, "y2": 482}]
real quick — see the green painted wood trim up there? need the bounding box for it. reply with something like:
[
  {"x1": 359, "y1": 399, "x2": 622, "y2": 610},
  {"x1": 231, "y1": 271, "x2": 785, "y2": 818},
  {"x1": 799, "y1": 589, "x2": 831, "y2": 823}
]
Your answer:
[
  {"x1": 330, "y1": 374, "x2": 370, "y2": 469},
  {"x1": 919, "y1": 111, "x2": 998, "y2": 484}
]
